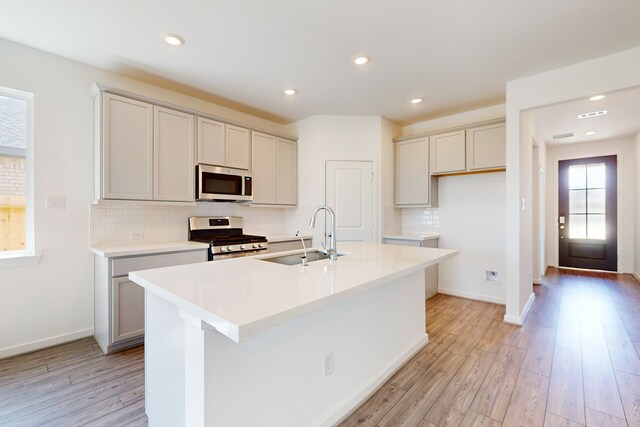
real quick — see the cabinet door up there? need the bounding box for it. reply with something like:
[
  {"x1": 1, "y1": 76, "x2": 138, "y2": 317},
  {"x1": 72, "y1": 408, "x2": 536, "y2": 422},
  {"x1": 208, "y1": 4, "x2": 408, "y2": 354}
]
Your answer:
[
  {"x1": 226, "y1": 125, "x2": 251, "y2": 170},
  {"x1": 466, "y1": 123, "x2": 506, "y2": 170},
  {"x1": 197, "y1": 117, "x2": 225, "y2": 166},
  {"x1": 153, "y1": 106, "x2": 194, "y2": 202},
  {"x1": 276, "y1": 138, "x2": 298, "y2": 205},
  {"x1": 111, "y1": 277, "x2": 145, "y2": 343},
  {"x1": 396, "y1": 138, "x2": 430, "y2": 206},
  {"x1": 251, "y1": 132, "x2": 276, "y2": 204},
  {"x1": 103, "y1": 93, "x2": 153, "y2": 200},
  {"x1": 430, "y1": 130, "x2": 466, "y2": 174}
]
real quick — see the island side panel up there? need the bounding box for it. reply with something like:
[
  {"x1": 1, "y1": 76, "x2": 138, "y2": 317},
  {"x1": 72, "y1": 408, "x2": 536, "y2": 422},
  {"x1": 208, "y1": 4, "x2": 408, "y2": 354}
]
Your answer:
[
  {"x1": 195, "y1": 270, "x2": 426, "y2": 427},
  {"x1": 145, "y1": 291, "x2": 186, "y2": 426}
]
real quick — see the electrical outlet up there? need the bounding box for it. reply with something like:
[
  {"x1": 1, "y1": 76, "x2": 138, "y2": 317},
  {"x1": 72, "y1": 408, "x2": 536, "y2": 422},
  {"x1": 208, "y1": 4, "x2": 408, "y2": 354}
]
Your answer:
[
  {"x1": 130, "y1": 230, "x2": 144, "y2": 239},
  {"x1": 45, "y1": 195, "x2": 66, "y2": 210},
  {"x1": 474, "y1": 218, "x2": 483, "y2": 228},
  {"x1": 323, "y1": 352, "x2": 334, "y2": 377},
  {"x1": 486, "y1": 270, "x2": 500, "y2": 282}
]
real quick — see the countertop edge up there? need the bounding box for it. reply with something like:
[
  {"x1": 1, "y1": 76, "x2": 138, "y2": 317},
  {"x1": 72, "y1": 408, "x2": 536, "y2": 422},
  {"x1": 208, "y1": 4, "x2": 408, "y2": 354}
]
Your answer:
[{"x1": 91, "y1": 241, "x2": 210, "y2": 258}]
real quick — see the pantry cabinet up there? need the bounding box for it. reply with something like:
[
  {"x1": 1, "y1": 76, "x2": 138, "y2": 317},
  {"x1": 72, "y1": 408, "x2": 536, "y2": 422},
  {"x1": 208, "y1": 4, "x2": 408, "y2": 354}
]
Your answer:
[
  {"x1": 96, "y1": 92, "x2": 194, "y2": 203},
  {"x1": 395, "y1": 137, "x2": 438, "y2": 207},
  {"x1": 251, "y1": 131, "x2": 298, "y2": 206}
]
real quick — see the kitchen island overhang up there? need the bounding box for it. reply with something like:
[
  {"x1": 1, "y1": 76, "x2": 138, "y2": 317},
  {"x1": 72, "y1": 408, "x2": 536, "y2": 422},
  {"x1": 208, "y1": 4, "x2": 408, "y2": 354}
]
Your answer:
[{"x1": 130, "y1": 242, "x2": 458, "y2": 426}]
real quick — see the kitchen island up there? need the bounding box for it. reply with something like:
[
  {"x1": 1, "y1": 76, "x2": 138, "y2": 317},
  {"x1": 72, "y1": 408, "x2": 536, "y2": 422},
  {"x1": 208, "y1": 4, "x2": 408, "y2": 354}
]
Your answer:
[{"x1": 129, "y1": 242, "x2": 457, "y2": 427}]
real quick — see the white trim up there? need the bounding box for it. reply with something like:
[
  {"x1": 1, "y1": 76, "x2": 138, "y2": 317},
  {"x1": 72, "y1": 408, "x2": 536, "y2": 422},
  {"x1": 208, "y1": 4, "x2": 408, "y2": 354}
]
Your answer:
[
  {"x1": 504, "y1": 292, "x2": 535, "y2": 325},
  {"x1": 0, "y1": 328, "x2": 94, "y2": 359},
  {"x1": 437, "y1": 287, "x2": 506, "y2": 305},
  {"x1": 632, "y1": 273, "x2": 640, "y2": 283},
  {"x1": 0, "y1": 251, "x2": 42, "y2": 268},
  {"x1": 319, "y1": 335, "x2": 429, "y2": 427}
]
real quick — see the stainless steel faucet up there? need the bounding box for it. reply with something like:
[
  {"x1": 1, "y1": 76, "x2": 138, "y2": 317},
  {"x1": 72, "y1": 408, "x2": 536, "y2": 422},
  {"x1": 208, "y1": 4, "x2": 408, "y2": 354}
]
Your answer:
[
  {"x1": 296, "y1": 230, "x2": 308, "y2": 266},
  {"x1": 309, "y1": 205, "x2": 337, "y2": 261}
]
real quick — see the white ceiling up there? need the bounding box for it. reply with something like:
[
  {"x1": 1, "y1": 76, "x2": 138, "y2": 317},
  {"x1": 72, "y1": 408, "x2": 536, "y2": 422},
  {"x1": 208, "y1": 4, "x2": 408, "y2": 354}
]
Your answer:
[
  {"x1": 529, "y1": 86, "x2": 640, "y2": 146},
  {"x1": 1, "y1": 1, "x2": 640, "y2": 125}
]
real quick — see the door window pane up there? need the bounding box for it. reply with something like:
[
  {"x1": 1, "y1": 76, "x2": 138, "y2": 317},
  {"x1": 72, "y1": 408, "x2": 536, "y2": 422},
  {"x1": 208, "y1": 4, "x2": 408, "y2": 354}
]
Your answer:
[
  {"x1": 587, "y1": 163, "x2": 606, "y2": 188},
  {"x1": 569, "y1": 190, "x2": 586, "y2": 214},
  {"x1": 568, "y1": 164, "x2": 586, "y2": 189},
  {"x1": 587, "y1": 189, "x2": 606, "y2": 214},
  {"x1": 587, "y1": 214, "x2": 606, "y2": 239},
  {"x1": 569, "y1": 214, "x2": 586, "y2": 239}
]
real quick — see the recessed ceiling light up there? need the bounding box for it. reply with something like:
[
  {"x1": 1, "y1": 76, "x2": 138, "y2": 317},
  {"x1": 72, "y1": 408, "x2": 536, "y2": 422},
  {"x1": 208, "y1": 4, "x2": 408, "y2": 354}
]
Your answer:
[
  {"x1": 410, "y1": 98, "x2": 423, "y2": 104},
  {"x1": 589, "y1": 95, "x2": 605, "y2": 101},
  {"x1": 164, "y1": 34, "x2": 185, "y2": 46},
  {"x1": 284, "y1": 89, "x2": 297, "y2": 96},
  {"x1": 585, "y1": 131, "x2": 597, "y2": 136},
  {"x1": 578, "y1": 110, "x2": 607, "y2": 119},
  {"x1": 353, "y1": 55, "x2": 371, "y2": 65}
]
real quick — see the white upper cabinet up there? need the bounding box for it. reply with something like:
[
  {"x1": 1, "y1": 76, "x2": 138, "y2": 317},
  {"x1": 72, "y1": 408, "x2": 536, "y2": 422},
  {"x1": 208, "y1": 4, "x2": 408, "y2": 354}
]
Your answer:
[
  {"x1": 102, "y1": 93, "x2": 154, "y2": 200},
  {"x1": 395, "y1": 137, "x2": 437, "y2": 207},
  {"x1": 430, "y1": 130, "x2": 466, "y2": 174},
  {"x1": 197, "y1": 119, "x2": 251, "y2": 170},
  {"x1": 153, "y1": 106, "x2": 194, "y2": 202},
  {"x1": 251, "y1": 132, "x2": 277, "y2": 204},
  {"x1": 226, "y1": 125, "x2": 251, "y2": 170},
  {"x1": 466, "y1": 123, "x2": 506, "y2": 170},
  {"x1": 276, "y1": 138, "x2": 297, "y2": 205},
  {"x1": 251, "y1": 132, "x2": 298, "y2": 206},
  {"x1": 197, "y1": 117, "x2": 226, "y2": 166}
]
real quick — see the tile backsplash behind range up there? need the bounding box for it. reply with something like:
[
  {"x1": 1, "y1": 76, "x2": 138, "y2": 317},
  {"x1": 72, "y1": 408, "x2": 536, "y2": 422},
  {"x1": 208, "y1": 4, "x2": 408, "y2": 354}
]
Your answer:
[
  {"x1": 91, "y1": 201, "x2": 287, "y2": 247},
  {"x1": 401, "y1": 207, "x2": 440, "y2": 235}
]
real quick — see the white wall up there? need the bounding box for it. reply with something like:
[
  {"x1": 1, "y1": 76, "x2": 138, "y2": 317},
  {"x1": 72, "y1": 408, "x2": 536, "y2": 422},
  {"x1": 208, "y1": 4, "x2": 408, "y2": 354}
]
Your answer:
[
  {"x1": 437, "y1": 172, "x2": 506, "y2": 304},
  {"x1": 0, "y1": 37, "x2": 289, "y2": 357},
  {"x1": 505, "y1": 46, "x2": 640, "y2": 324},
  {"x1": 636, "y1": 131, "x2": 640, "y2": 279},
  {"x1": 545, "y1": 137, "x2": 636, "y2": 273},
  {"x1": 399, "y1": 104, "x2": 506, "y2": 303},
  {"x1": 284, "y1": 115, "x2": 384, "y2": 244}
]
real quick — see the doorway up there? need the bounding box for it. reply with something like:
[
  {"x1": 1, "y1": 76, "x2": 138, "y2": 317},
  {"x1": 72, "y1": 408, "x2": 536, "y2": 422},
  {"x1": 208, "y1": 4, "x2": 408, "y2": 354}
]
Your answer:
[
  {"x1": 558, "y1": 155, "x2": 617, "y2": 271},
  {"x1": 325, "y1": 160, "x2": 375, "y2": 243}
]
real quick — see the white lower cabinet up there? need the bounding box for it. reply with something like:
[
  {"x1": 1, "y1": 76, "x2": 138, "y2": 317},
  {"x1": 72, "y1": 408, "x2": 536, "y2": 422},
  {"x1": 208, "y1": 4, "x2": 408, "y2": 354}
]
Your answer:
[
  {"x1": 94, "y1": 249, "x2": 208, "y2": 354},
  {"x1": 383, "y1": 237, "x2": 439, "y2": 299},
  {"x1": 112, "y1": 277, "x2": 145, "y2": 343}
]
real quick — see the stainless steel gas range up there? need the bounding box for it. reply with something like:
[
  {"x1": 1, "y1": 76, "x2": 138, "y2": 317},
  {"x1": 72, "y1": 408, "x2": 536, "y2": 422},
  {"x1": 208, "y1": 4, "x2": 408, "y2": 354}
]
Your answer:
[{"x1": 188, "y1": 216, "x2": 268, "y2": 261}]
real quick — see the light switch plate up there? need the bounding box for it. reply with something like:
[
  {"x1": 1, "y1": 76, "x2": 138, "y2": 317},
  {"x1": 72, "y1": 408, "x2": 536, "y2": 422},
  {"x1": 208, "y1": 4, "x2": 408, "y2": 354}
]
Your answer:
[{"x1": 45, "y1": 195, "x2": 66, "y2": 210}]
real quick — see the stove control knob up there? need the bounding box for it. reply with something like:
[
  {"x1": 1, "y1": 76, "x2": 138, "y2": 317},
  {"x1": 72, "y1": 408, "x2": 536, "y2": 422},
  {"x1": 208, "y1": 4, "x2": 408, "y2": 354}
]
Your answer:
[
  {"x1": 221, "y1": 246, "x2": 230, "y2": 252},
  {"x1": 252, "y1": 244, "x2": 259, "y2": 249},
  {"x1": 240, "y1": 244, "x2": 247, "y2": 250},
  {"x1": 258, "y1": 243, "x2": 264, "y2": 248}
]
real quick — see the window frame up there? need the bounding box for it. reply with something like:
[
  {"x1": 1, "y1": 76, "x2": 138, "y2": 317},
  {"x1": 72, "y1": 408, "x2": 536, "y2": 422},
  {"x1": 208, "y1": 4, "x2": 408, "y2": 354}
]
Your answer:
[{"x1": 0, "y1": 85, "x2": 39, "y2": 266}]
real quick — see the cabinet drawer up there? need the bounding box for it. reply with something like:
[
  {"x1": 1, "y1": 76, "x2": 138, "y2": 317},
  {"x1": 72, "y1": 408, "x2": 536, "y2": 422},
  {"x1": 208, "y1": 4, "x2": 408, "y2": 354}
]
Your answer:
[{"x1": 112, "y1": 250, "x2": 207, "y2": 277}]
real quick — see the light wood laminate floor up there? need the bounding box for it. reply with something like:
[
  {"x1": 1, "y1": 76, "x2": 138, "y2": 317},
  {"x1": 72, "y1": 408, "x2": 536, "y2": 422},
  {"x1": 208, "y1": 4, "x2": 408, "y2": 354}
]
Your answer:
[
  {"x1": 1, "y1": 268, "x2": 639, "y2": 426},
  {"x1": 340, "y1": 268, "x2": 640, "y2": 427}
]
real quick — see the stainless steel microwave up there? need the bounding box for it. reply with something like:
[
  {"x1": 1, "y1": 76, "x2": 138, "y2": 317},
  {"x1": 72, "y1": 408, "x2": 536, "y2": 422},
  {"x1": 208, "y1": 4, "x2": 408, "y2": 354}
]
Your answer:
[{"x1": 196, "y1": 164, "x2": 252, "y2": 202}]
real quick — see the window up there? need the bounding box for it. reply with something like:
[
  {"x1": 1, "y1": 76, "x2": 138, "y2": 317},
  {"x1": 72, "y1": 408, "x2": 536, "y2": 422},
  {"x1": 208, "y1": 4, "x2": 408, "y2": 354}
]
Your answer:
[
  {"x1": 568, "y1": 162, "x2": 606, "y2": 239},
  {"x1": 0, "y1": 86, "x2": 32, "y2": 256}
]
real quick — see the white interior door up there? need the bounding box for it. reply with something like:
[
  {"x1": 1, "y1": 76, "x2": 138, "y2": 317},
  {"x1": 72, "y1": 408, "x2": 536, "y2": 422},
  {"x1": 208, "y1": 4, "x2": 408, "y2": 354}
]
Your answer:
[{"x1": 325, "y1": 160, "x2": 375, "y2": 243}]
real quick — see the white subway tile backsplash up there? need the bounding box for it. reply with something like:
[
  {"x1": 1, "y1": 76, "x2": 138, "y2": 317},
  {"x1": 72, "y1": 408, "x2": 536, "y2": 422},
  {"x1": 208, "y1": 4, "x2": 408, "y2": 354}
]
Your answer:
[
  {"x1": 91, "y1": 201, "x2": 287, "y2": 247},
  {"x1": 401, "y1": 207, "x2": 440, "y2": 235}
]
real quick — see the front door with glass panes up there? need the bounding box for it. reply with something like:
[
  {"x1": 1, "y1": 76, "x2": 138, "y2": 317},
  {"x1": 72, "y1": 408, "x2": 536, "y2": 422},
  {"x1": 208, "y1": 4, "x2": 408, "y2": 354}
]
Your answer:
[{"x1": 558, "y1": 155, "x2": 617, "y2": 271}]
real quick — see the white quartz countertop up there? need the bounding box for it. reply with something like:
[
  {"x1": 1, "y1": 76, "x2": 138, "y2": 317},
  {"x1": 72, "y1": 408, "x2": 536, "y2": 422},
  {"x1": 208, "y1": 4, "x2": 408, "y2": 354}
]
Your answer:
[
  {"x1": 383, "y1": 233, "x2": 440, "y2": 242},
  {"x1": 129, "y1": 242, "x2": 457, "y2": 343},
  {"x1": 90, "y1": 241, "x2": 209, "y2": 258}
]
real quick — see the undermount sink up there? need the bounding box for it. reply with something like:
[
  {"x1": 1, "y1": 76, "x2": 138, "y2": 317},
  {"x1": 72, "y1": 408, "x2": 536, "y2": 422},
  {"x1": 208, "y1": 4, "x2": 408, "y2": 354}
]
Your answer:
[{"x1": 259, "y1": 249, "x2": 345, "y2": 266}]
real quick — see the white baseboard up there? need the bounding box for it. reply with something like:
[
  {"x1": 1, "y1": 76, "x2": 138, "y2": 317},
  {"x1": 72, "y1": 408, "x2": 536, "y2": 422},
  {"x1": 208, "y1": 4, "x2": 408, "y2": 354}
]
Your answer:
[
  {"x1": 0, "y1": 328, "x2": 94, "y2": 359},
  {"x1": 633, "y1": 272, "x2": 640, "y2": 284},
  {"x1": 437, "y1": 287, "x2": 506, "y2": 305},
  {"x1": 532, "y1": 277, "x2": 542, "y2": 285},
  {"x1": 503, "y1": 292, "x2": 535, "y2": 326},
  {"x1": 319, "y1": 334, "x2": 429, "y2": 427}
]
